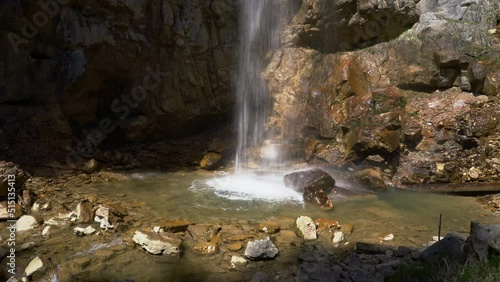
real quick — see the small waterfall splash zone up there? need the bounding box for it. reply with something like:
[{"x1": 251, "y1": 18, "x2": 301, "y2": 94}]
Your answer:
[
  {"x1": 201, "y1": 1, "x2": 302, "y2": 202},
  {"x1": 235, "y1": 0, "x2": 286, "y2": 173}
]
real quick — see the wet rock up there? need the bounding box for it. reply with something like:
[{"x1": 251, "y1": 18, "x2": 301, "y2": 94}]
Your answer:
[
  {"x1": 193, "y1": 242, "x2": 217, "y2": 255},
  {"x1": 228, "y1": 242, "x2": 242, "y2": 251},
  {"x1": 296, "y1": 216, "x2": 317, "y2": 241},
  {"x1": 276, "y1": 230, "x2": 300, "y2": 245},
  {"x1": 74, "y1": 226, "x2": 96, "y2": 237},
  {"x1": 94, "y1": 205, "x2": 114, "y2": 229},
  {"x1": 382, "y1": 234, "x2": 395, "y2": 241},
  {"x1": 303, "y1": 186, "x2": 334, "y2": 210},
  {"x1": 81, "y1": 159, "x2": 100, "y2": 173},
  {"x1": 25, "y1": 256, "x2": 44, "y2": 277},
  {"x1": 352, "y1": 168, "x2": 388, "y2": 192},
  {"x1": 157, "y1": 220, "x2": 193, "y2": 232},
  {"x1": 200, "y1": 153, "x2": 223, "y2": 170},
  {"x1": 231, "y1": 255, "x2": 247, "y2": 268},
  {"x1": 42, "y1": 226, "x2": 51, "y2": 237},
  {"x1": 283, "y1": 169, "x2": 335, "y2": 193},
  {"x1": 187, "y1": 224, "x2": 216, "y2": 242},
  {"x1": 0, "y1": 161, "x2": 29, "y2": 197},
  {"x1": 251, "y1": 271, "x2": 269, "y2": 282},
  {"x1": 314, "y1": 218, "x2": 340, "y2": 232},
  {"x1": 332, "y1": 231, "x2": 344, "y2": 247},
  {"x1": 258, "y1": 220, "x2": 281, "y2": 234},
  {"x1": 76, "y1": 200, "x2": 94, "y2": 223},
  {"x1": 244, "y1": 238, "x2": 279, "y2": 260},
  {"x1": 45, "y1": 217, "x2": 68, "y2": 227},
  {"x1": 16, "y1": 215, "x2": 38, "y2": 232},
  {"x1": 132, "y1": 230, "x2": 182, "y2": 255},
  {"x1": 483, "y1": 64, "x2": 500, "y2": 96}
]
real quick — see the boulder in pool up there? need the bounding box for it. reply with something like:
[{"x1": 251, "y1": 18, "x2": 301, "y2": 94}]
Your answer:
[
  {"x1": 352, "y1": 168, "x2": 387, "y2": 192},
  {"x1": 283, "y1": 169, "x2": 335, "y2": 193},
  {"x1": 303, "y1": 186, "x2": 334, "y2": 210}
]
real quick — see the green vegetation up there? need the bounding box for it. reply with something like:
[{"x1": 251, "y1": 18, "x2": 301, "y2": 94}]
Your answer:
[{"x1": 389, "y1": 254, "x2": 500, "y2": 282}]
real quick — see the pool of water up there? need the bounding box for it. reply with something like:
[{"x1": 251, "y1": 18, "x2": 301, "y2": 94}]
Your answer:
[
  {"x1": 88, "y1": 170, "x2": 498, "y2": 239},
  {"x1": 39, "y1": 169, "x2": 499, "y2": 282}
]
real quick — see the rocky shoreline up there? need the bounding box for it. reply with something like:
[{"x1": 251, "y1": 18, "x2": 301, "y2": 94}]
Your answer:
[{"x1": 1, "y1": 163, "x2": 499, "y2": 281}]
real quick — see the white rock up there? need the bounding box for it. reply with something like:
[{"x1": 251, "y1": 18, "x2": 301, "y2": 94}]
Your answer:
[
  {"x1": 58, "y1": 211, "x2": 75, "y2": 220},
  {"x1": 42, "y1": 226, "x2": 51, "y2": 237},
  {"x1": 332, "y1": 231, "x2": 344, "y2": 246},
  {"x1": 432, "y1": 236, "x2": 444, "y2": 241},
  {"x1": 231, "y1": 256, "x2": 247, "y2": 268},
  {"x1": 16, "y1": 215, "x2": 38, "y2": 232},
  {"x1": 6, "y1": 277, "x2": 19, "y2": 282},
  {"x1": 383, "y1": 234, "x2": 395, "y2": 241},
  {"x1": 44, "y1": 217, "x2": 67, "y2": 226},
  {"x1": 25, "y1": 256, "x2": 43, "y2": 276},
  {"x1": 19, "y1": 242, "x2": 35, "y2": 251},
  {"x1": 94, "y1": 206, "x2": 114, "y2": 229},
  {"x1": 74, "y1": 226, "x2": 96, "y2": 236},
  {"x1": 244, "y1": 238, "x2": 279, "y2": 259},
  {"x1": 41, "y1": 202, "x2": 51, "y2": 211},
  {"x1": 31, "y1": 202, "x2": 40, "y2": 212},
  {"x1": 296, "y1": 216, "x2": 317, "y2": 241},
  {"x1": 153, "y1": 226, "x2": 162, "y2": 233},
  {"x1": 132, "y1": 230, "x2": 182, "y2": 255}
]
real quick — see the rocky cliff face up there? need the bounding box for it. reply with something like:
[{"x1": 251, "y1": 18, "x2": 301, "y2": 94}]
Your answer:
[
  {"x1": 265, "y1": 0, "x2": 500, "y2": 185},
  {"x1": 0, "y1": 0, "x2": 236, "y2": 168}
]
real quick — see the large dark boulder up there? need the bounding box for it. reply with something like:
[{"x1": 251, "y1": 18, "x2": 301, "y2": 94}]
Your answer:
[
  {"x1": 0, "y1": 161, "x2": 29, "y2": 197},
  {"x1": 283, "y1": 169, "x2": 335, "y2": 193}
]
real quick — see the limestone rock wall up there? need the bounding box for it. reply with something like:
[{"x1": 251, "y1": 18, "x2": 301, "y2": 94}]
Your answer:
[
  {"x1": 0, "y1": 0, "x2": 236, "y2": 166},
  {"x1": 265, "y1": 0, "x2": 500, "y2": 185}
]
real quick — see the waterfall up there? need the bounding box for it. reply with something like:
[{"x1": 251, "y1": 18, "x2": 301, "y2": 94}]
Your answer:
[{"x1": 235, "y1": 0, "x2": 288, "y2": 173}]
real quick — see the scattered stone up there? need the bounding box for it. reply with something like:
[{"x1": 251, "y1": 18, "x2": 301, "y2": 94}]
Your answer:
[
  {"x1": 244, "y1": 238, "x2": 279, "y2": 260},
  {"x1": 94, "y1": 205, "x2": 114, "y2": 229},
  {"x1": 296, "y1": 216, "x2": 317, "y2": 241},
  {"x1": 231, "y1": 255, "x2": 247, "y2": 268},
  {"x1": 16, "y1": 215, "x2": 38, "y2": 231},
  {"x1": 76, "y1": 200, "x2": 94, "y2": 223},
  {"x1": 382, "y1": 234, "x2": 395, "y2": 241},
  {"x1": 258, "y1": 220, "x2": 280, "y2": 234},
  {"x1": 200, "y1": 153, "x2": 223, "y2": 170},
  {"x1": 315, "y1": 218, "x2": 340, "y2": 231},
  {"x1": 74, "y1": 226, "x2": 96, "y2": 237},
  {"x1": 228, "y1": 242, "x2": 242, "y2": 251},
  {"x1": 44, "y1": 217, "x2": 67, "y2": 227},
  {"x1": 251, "y1": 271, "x2": 269, "y2": 282},
  {"x1": 41, "y1": 202, "x2": 51, "y2": 211},
  {"x1": 283, "y1": 169, "x2": 335, "y2": 193},
  {"x1": 31, "y1": 202, "x2": 40, "y2": 213},
  {"x1": 187, "y1": 224, "x2": 216, "y2": 242},
  {"x1": 42, "y1": 226, "x2": 51, "y2": 237},
  {"x1": 193, "y1": 242, "x2": 217, "y2": 255},
  {"x1": 25, "y1": 256, "x2": 44, "y2": 277},
  {"x1": 332, "y1": 231, "x2": 344, "y2": 247},
  {"x1": 432, "y1": 236, "x2": 444, "y2": 241},
  {"x1": 303, "y1": 186, "x2": 334, "y2": 210},
  {"x1": 157, "y1": 220, "x2": 192, "y2": 232},
  {"x1": 132, "y1": 230, "x2": 181, "y2": 255},
  {"x1": 19, "y1": 242, "x2": 36, "y2": 251}
]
